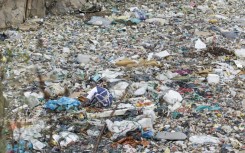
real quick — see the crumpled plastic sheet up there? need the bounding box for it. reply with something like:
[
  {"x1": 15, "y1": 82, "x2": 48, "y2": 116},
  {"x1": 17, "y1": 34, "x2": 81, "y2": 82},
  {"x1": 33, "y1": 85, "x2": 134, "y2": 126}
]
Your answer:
[
  {"x1": 44, "y1": 97, "x2": 81, "y2": 110},
  {"x1": 189, "y1": 135, "x2": 220, "y2": 144},
  {"x1": 106, "y1": 119, "x2": 141, "y2": 140},
  {"x1": 87, "y1": 16, "x2": 112, "y2": 27}
]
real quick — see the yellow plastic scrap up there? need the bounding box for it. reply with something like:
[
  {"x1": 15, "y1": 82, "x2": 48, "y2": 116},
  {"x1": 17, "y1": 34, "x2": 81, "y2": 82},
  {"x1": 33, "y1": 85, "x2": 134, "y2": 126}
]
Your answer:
[
  {"x1": 209, "y1": 19, "x2": 218, "y2": 24},
  {"x1": 216, "y1": 113, "x2": 222, "y2": 117},
  {"x1": 139, "y1": 59, "x2": 160, "y2": 67},
  {"x1": 115, "y1": 16, "x2": 129, "y2": 20},
  {"x1": 164, "y1": 147, "x2": 170, "y2": 153},
  {"x1": 1, "y1": 56, "x2": 7, "y2": 63},
  {"x1": 115, "y1": 58, "x2": 136, "y2": 66},
  {"x1": 196, "y1": 68, "x2": 213, "y2": 74},
  {"x1": 126, "y1": 63, "x2": 138, "y2": 68},
  {"x1": 116, "y1": 58, "x2": 161, "y2": 67},
  {"x1": 50, "y1": 139, "x2": 59, "y2": 146}
]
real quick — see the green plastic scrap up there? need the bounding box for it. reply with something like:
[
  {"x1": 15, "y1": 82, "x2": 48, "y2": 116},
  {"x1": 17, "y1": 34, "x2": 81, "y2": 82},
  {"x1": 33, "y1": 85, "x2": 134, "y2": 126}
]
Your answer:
[
  {"x1": 130, "y1": 18, "x2": 141, "y2": 24},
  {"x1": 172, "y1": 111, "x2": 181, "y2": 119},
  {"x1": 192, "y1": 93, "x2": 202, "y2": 101},
  {"x1": 195, "y1": 105, "x2": 221, "y2": 112},
  {"x1": 171, "y1": 76, "x2": 190, "y2": 81}
]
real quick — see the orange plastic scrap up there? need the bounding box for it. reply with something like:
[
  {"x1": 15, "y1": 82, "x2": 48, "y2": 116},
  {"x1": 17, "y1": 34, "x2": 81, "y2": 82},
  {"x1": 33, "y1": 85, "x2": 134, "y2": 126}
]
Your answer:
[
  {"x1": 141, "y1": 139, "x2": 150, "y2": 147},
  {"x1": 135, "y1": 101, "x2": 152, "y2": 107},
  {"x1": 112, "y1": 136, "x2": 138, "y2": 148},
  {"x1": 238, "y1": 70, "x2": 245, "y2": 75},
  {"x1": 78, "y1": 95, "x2": 89, "y2": 102},
  {"x1": 9, "y1": 121, "x2": 24, "y2": 130},
  {"x1": 112, "y1": 136, "x2": 150, "y2": 148},
  {"x1": 115, "y1": 58, "x2": 136, "y2": 66}
]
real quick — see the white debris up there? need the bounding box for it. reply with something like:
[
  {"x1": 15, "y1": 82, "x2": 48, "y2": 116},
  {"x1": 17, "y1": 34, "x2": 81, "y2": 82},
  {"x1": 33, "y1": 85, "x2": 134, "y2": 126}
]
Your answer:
[
  {"x1": 234, "y1": 49, "x2": 245, "y2": 58},
  {"x1": 195, "y1": 39, "x2": 206, "y2": 50},
  {"x1": 207, "y1": 74, "x2": 220, "y2": 84},
  {"x1": 163, "y1": 90, "x2": 183, "y2": 104}
]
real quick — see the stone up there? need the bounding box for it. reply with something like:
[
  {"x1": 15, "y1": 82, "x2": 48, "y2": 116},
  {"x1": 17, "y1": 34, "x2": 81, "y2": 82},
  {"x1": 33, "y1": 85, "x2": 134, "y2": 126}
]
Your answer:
[
  {"x1": 29, "y1": 0, "x2": 46, "y2": 17},
  {"x1": 19, "y1": 23, "x2": 39, "y2": 31},
  {"x1": 47, "y1": 0, "x2": 86, "y2": 15},
  {"x1": 221, "y1": 31, "x2": 239, "y2": 39},
  {"x1": 0, "y1": 11, "x2": 6, "y2": 28},
  {"x1": 0, "y1": 0, "x2": 87, "y2": 29},
  {"x1": 0, "y1": 0, "x2": 26, "y2": 28}
]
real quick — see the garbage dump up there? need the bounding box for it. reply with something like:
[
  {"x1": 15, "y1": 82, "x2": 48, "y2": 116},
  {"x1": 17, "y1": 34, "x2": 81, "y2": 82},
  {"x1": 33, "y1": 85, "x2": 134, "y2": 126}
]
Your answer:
[{"x1": 0, "y1": 0, "x2": 245, "y2": 153}]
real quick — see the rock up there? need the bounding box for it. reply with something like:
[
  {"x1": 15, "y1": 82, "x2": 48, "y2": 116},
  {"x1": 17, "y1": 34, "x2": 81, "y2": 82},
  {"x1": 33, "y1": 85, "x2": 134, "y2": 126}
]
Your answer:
[
  {"x1": 0, "y1": 11, "x2": 6, "y2": 28},
  {"x1": 5, "y1": 0, "x2": 25, "y2": 25},
  {"x1": 0, "y1": 0, "x2": 87, "y2": 29},
  {"x1": 47, "y1": 0, "x2": 86, "y2": 15},
  {"x1": 19, "y1": 23, "x2": 39, "y2": 31},
  {"x1": 0, "y1": 0, "x2": 25, "y2": 28},
  {"x1": 155, "y1": 132, "x2": 187, "y2": 140},
  {"x1": 29, "y1": 0, "x2": 46, "y2": 17},
  {"x1": 221, "y1": 31, "x2": 239, "y2": 39}
]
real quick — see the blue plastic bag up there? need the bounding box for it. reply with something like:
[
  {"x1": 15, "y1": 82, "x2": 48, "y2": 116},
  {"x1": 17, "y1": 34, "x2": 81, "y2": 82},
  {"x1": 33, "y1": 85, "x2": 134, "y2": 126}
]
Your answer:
[
  {"x1": 44, "y1": 97, "x2": 81, "y2": 111},
  {"x1": 142, "y1": 130, "x2": 154, "y2": 139}
]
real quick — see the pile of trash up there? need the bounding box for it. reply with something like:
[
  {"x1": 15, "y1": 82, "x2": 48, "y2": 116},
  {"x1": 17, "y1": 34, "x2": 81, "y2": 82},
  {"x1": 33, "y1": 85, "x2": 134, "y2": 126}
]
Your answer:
[{"x1": 1, "y1": 0, "x2": 245, "y2": 152}]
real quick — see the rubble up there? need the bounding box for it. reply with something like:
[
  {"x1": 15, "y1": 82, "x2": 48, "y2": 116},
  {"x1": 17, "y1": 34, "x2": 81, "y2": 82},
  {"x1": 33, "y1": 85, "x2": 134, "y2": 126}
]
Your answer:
[{"x1": 1, "y1": 0, "x2": 245, "y2": 152}]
